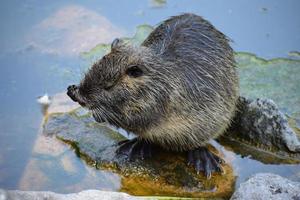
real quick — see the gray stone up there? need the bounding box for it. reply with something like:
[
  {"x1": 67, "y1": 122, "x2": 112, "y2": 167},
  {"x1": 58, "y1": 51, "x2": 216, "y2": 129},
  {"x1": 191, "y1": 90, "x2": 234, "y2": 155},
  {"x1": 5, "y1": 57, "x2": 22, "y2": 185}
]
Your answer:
[
  {"x1": 227, "y1": 97, "x2": 300, "y2": 159},
  {"x1": 0, "y1": 189, "x2": 142, "y2": 200},
  {"x1": 42, "y1": 104, "x2": 236, "y2": 198},
  {"x1": 43, "y1": 109, "x2": 125, "y2": 162},
  {"x1": 230, "y1": 173, "x2": 300, "y2": 200}
]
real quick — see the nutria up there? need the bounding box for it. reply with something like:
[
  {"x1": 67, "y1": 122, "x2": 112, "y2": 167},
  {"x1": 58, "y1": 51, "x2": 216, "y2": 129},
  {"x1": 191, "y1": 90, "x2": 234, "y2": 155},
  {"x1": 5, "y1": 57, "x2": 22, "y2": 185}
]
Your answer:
[{"x1": 67, "y1": 13, "x2": 239, "y2": 178}]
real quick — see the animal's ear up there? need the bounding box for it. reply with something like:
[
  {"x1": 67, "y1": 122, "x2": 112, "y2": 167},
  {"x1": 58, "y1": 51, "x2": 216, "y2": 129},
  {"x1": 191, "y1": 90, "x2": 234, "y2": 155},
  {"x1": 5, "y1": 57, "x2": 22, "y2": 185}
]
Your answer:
[{"x1": 111, "y1": 38, "x2": 120, "y2": 50}]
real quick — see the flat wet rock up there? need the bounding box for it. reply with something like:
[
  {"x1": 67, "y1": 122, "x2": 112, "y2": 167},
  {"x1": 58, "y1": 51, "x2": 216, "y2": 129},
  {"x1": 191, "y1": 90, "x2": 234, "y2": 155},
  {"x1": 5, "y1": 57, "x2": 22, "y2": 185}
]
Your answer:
[{"x1": 43, "y1": 103, "x2": 235, "y2": 199}]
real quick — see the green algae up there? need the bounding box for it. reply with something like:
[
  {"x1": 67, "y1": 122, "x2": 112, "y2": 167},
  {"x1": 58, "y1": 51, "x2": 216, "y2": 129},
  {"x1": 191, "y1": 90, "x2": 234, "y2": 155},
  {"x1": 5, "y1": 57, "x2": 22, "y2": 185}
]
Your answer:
[
  {"x1": 81, "y1": 43, "x2": 110, "y2": 64},
  {"x1": 288, "y1": 51, "x2": 300, "y2": 58},
  {"x1": 150, "y1": 0, "x2": 167, "y2": 8},
  {"x1": 122, "y1": 25, "x2": 154, "y2": 45},
  {"x1": 236, "y1": 52, "x2": 300, "y2": 119},
  {"x1": 80, "y1": 25, "x2": 154, "y2": 63}
]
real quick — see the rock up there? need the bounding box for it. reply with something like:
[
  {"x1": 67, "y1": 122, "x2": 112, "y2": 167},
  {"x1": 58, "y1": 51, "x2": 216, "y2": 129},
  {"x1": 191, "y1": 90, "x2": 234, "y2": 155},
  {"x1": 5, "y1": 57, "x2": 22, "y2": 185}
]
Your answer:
[
  {"x1": 42, "y1": 105, "x2": 235, "y2": 199},
  {"x1": 230, "y1": 173, "x2": 300, "y2": 200},
  {"x1": 0, "y1": 189, "x2": 141, "y2": 200},
  {"x1": 47, "y1": 92, "x2": 80, "y2": 114},
  {"x1": 37, "y1": 91, "x2": 300, "y2": 197},
  {"x1": 225, "y1": 97, "x2": 300, "y2": 160},
  {"x1": 43, "y1": 109, "x2": 125, "y2": 162}
]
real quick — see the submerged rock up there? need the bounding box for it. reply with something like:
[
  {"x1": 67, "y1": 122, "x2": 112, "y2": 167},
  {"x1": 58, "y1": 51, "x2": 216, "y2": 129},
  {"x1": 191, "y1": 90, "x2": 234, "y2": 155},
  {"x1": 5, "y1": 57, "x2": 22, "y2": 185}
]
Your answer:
[{"x1": 230, "y1": 173, "x2": 300, "y2": 200}]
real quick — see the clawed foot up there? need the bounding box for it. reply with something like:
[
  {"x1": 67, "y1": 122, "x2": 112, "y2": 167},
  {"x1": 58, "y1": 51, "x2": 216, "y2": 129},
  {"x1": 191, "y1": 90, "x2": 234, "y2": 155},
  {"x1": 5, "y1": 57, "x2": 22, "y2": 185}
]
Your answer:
[
  {"x1": 116, "y1": 139, "x2": 224, "y2": 178},
  {"x1": 187, "y1": 147, "x2": 225, "y2": 179},
  {"x1": 116, "y1": 138, "x2": 153, "y2": 161}
]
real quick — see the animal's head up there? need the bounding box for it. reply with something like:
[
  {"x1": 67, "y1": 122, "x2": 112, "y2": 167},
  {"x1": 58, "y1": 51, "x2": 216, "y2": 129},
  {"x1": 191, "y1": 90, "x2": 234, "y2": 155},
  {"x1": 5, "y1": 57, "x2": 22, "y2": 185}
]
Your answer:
[{"x1": 67, "y1": 39, "x2": 173, "y2": 133}]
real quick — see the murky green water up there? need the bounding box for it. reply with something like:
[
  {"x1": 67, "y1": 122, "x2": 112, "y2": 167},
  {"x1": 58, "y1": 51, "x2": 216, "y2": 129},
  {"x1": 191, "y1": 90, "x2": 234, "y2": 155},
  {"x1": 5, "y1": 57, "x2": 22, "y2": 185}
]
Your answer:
[{"x1": 0, "y1": 0, "x2": 299, "y2": 198}]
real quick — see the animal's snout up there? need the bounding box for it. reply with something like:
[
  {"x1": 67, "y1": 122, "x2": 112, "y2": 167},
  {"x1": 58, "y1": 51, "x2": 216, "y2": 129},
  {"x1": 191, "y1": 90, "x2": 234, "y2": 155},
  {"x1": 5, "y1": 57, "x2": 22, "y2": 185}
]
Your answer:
[
  {"x1": 67, "y1": 85, "x2": 87, "y2": 107},
  {"x1": 67, "y1": 85, "x2": 79, "y2": 102}
]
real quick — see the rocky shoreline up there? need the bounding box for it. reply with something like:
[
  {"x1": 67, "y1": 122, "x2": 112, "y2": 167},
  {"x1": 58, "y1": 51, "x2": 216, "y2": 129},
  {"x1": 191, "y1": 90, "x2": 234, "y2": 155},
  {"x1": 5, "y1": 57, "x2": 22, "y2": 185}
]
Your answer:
[{"x1": 2, "y1": 173, "x2": 300, "y2": 200}]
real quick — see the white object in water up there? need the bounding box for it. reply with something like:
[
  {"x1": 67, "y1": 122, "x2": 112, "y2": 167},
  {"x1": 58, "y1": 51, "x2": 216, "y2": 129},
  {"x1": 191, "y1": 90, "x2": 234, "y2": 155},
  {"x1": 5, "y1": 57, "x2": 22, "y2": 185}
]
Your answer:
[{"x1": 37, "y1": 94, "x2": 51, "y2": 105}]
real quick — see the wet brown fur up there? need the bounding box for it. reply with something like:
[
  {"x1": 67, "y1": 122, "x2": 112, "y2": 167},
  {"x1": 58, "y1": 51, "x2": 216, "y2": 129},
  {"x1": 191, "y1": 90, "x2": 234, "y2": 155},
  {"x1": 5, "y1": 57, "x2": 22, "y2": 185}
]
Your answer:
[{"x1": 76, "y1": 13, "x2": 239, "y2": 151}]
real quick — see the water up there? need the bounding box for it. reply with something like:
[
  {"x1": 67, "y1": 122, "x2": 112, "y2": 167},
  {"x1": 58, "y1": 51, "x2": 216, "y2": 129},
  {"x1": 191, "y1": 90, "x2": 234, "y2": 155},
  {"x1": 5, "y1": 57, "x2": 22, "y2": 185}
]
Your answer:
[{"x1": 0, "y1": 0, "x2": 299, "y2": 194}]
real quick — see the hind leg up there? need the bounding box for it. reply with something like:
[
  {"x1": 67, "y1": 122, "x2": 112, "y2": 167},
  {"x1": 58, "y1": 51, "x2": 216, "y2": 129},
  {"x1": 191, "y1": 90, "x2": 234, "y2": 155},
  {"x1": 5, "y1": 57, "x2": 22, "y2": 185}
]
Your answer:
[
  {"x1": 116, "y1": 137, "x2": 154, "y2": 161},
  {"x1": 187, "y1": 147, "x2": 225, "y2": 179}
]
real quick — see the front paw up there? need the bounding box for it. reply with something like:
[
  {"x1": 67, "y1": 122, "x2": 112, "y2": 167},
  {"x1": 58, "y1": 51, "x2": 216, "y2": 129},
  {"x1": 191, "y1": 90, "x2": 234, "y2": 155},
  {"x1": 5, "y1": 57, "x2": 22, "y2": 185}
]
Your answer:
[
  {"x1": 187, "y1": 147, "x2": 225, "y2": 179},
  {"x1": 116, "y1": 138, "x2": 153, "y2": 161}
]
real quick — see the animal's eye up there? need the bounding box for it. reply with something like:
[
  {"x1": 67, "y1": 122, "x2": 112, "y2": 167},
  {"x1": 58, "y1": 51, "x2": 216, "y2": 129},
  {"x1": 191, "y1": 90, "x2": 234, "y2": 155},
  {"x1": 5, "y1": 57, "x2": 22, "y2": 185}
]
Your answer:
[{"x1": 126, "y1": 65, "x2": 143, "y2": 78}]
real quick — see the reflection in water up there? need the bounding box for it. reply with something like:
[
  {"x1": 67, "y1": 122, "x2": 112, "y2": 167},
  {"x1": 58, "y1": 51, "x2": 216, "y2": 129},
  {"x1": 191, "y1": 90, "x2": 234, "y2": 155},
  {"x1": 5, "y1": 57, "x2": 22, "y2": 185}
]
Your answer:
[
  {"x1": 218, "y1": 138, "x2": 300, "y2": 186},
  {"x1": 28, "y1": 5, "x2": 124, "y2": 56}
]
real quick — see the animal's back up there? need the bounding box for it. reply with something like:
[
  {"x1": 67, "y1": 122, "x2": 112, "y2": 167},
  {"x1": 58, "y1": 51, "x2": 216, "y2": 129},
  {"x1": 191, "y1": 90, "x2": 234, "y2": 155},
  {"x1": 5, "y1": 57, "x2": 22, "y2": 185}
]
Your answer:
[
  {"x1": 142, "y1": 13, "x2": 239, "y2": 151},
  {"x1": 143, "y1": 13, "x2": 237, "y2": 98}
]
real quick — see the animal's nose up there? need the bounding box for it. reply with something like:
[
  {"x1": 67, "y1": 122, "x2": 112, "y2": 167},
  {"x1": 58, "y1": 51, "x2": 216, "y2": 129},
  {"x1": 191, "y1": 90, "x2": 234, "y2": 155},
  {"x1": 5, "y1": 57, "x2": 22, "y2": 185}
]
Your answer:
[{"x1": 67, "y1": 85, "x2": 78, "y2": 102}]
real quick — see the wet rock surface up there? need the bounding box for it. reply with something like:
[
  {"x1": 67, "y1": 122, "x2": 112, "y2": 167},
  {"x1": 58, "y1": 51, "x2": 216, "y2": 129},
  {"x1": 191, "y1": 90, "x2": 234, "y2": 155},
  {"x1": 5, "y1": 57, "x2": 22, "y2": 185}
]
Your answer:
[
  {"x1": 224, "y1": 97, "x2": 300, "y2": 161},
  {"x1": 0, "y1": 189, "x2": 141, "y2": 200},
  {"x1": 230, "y1": 173, "x2": 300, "y2": 200},
  {"x1": 43, "y1": 104, "x2": 235, "y2": 198},
  {"x1": 238, "y1": 97, "x2": 300, "y2": 153},
  {"x1": 44, "y1": 110, "x2": 125, "y2": 163},
  {"x1": 37, "y1": 92, "x2": 300, "y2": 198}
]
